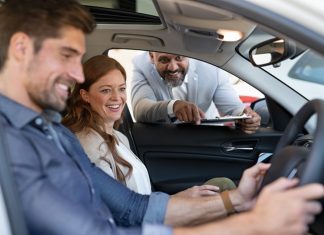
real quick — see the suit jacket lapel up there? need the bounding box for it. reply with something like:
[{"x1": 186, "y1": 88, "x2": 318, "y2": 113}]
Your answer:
[{"x1": 187, "y1": 60, "x2": 198, "y2": 103}]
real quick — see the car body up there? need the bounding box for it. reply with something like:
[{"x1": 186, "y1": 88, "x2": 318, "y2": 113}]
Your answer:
[{"x1": 1, "y1": 0, "x2": 324, "y2": 234}]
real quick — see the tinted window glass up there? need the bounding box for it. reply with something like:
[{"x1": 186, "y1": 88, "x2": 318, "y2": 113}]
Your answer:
[{"x1": 289, "y1": 50, "x2": 324, "y2": 85}]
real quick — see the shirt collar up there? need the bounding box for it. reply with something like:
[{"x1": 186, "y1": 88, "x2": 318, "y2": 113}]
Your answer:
[
  {"x1": 0, "y1": 94, "x2": 61, "y2": 128},
  {"x1": 43, "y1": 109, "x2": 62, "y2": 123},
  {"x1": 183, "y1": 74, "x2": 189, "y2": 84}
]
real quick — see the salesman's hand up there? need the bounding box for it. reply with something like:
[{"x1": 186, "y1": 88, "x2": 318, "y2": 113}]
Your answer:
[
  {"x1": 236, "y1": 106, "x2": 261, "y2": 134},
  {"x1": 173, "y1": 100, "x2": 205, "y2": 124}
]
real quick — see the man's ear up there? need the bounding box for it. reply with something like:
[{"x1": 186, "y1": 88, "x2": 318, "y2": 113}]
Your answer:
[
  {"x1": 149, "y1": 52, "x2": 155, "y2": 64},
  {"x1": 8, "y1": 32, "x2": 33, "y2": 62},
  {"x1": 80, "y1": 89, "x2": 89, "y2": 103}
]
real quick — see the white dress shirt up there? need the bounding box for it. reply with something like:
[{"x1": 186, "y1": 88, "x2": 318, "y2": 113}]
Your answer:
[{"x1": 167, "y1": 75, "x2": 220, "y2": 119}]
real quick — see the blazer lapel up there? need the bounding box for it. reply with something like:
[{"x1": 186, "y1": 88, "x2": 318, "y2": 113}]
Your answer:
[{"x1": 187, "y1": 60, "x2": 198, "y2": 103}]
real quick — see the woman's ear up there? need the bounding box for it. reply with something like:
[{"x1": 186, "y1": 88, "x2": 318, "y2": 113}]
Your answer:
[{"x1": 80, "y1": 89, "x2": 89, "y2": 103}]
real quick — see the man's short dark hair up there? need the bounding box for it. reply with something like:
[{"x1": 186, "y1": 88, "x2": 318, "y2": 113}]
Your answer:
[{"x1": 0, "y1": 0, "x2": 95, "y2": 71}]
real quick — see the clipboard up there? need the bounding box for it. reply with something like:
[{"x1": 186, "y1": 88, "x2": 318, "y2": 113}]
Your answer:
[{"x1": 200, "y1": 114, "x2": 252, "y2": 123}]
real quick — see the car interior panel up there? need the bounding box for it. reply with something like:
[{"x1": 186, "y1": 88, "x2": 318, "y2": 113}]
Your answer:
[{"x1": 130, "y1": 122, "x2": 282, "y2": 193}]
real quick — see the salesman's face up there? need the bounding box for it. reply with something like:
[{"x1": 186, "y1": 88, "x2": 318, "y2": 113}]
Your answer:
[
  {"x1": 24, "y1": 26, "x2": 86, "y2": 112},
  {"x1": 149, "y1": 52, "x2": 189, "y2": 87}
]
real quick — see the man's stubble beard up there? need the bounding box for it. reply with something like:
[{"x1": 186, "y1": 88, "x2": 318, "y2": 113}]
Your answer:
[
  {"x1": 162, "y1": 70, "x2": 186, "y2": 88},
  {"x1": 26, "y1": 58, "x2": 67, "y2": 112},
  {"x1": 26, "y1": 70, "x2": 66, "y2": 112},
  {"x1": 28, "y1": 85, "x2": 66, "y2": 112},
  {"x1": 164, "y1": 77, "x2": 185, "y2": 88}
]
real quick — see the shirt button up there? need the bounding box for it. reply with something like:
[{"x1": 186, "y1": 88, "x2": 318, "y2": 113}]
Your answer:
[
  {"x1": 108, "y1": 218, "x2": 115, "y2": 225},
  {"x1": 35, "y1": 118, "x2": 43, "y2": 126}
]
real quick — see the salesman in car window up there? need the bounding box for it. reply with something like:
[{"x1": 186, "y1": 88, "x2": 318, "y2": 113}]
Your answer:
[
  {"x1": 0, "y1": 1, "x2": 323, "y2": 235},
  {"x1": 131, "y1": 52, "x2": 261, "y2": 133}
]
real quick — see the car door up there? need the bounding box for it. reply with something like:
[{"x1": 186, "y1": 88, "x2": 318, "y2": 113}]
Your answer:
[{"x1": 119, "y1": 95, "x2": 290, "y2": 194}]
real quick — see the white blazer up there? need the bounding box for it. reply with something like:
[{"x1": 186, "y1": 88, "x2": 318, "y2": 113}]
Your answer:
[{"x1": 76, "y1": 128, "x2": 151, "y2": 195}]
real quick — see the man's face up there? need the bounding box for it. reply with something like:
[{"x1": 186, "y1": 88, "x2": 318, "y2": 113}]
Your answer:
[
  {"x1": 149, "y1": 52, "x2": 189, "y2": 87},
  {"x1": 25, "y1": 26, "x2": 85, "y2": 112}
]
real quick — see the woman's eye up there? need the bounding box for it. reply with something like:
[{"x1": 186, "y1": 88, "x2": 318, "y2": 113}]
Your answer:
[
  {"x1": 120, "y1": 87, "x2": 126, "y2": 92},
  {"x1": 100, "y1": 89, "x2": 111, "y2": 93}
]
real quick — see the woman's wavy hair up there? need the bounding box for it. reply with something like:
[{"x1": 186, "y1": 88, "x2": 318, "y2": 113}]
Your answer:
[{"x1": 62, "y1": 55, "x2": 132, "y2": 183}]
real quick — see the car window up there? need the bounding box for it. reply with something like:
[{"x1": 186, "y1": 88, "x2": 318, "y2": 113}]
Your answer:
[
  {"x1": 255, "y1": 50, "x2": 324, "y2": 101},
  {"x1": 288, "y1": 50, "x2": 324, "y2": 85},
  {"x1": 108, "y1": 49, "x2": 265, "y2": 122}
]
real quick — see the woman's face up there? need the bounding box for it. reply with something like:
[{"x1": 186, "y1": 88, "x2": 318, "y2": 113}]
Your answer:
[{"x1": 81, "y1": 69, "x2": 126, "y2": 126}]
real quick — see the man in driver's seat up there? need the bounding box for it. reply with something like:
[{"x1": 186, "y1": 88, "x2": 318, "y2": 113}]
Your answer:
[{"x1": 0, "y1": 1, "x2": 323, "y2": 235}]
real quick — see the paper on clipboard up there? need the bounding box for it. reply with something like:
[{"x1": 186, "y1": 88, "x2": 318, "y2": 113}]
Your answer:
[{"x1": 200, "y1": 113, "x2": 252, "y2": 123}]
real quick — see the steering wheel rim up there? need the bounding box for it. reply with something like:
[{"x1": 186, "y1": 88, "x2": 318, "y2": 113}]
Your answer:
[
  {"x1": 259, "y1": 99, "x2": 324, "y2": 234},
  {"x1": 271, "y1": 99, "x2": 324, "y2": 186}
]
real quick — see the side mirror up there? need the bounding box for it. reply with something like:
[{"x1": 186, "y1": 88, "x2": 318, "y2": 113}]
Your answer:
[{"x1": 249, "y1": 38, "x2": 296, "y2": 67}]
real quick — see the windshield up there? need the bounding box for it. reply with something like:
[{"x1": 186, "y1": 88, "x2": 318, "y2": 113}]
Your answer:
[
  {"x1": 238, "y1": 27, "x2": 324, "y2": 101},
  {"x1": 262, "y1": 49, "x2": 324, "y2": 100}
]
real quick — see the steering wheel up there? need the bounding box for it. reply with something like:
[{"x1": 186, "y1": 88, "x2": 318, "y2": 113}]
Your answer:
[
  {"x1": 261, "y1": 99, "x2": 324, "y2": 185},
  {"x1": 260, "y1": 99, "x2": 324, "y2": 234}
]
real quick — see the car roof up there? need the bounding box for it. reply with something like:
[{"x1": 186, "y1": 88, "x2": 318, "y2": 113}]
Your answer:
[{"x1": 83, "y1": 0, "x2": 324, "y2": 63}]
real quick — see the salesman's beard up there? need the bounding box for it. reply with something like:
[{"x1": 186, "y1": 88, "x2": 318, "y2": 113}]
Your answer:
[{"x1": 162, "y1": 69, "x2": 186, "y2": 88}]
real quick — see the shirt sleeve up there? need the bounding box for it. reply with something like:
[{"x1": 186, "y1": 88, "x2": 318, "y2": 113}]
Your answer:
[
  {"x1": 5, "y1": 124, "x2": 144, "y2": 235},
  {"x1": 130, "y1": 53, "x2": 171, "y2": 123},
  {"x1": 143, "y1": 192, "x2": 170, "y2": 224},
  {"x1": 167, "y1": 100, "x2": 178, "y2": 117},
  {"x1": 143, "y1": 224, "x2": 173, "y2": 235},
  {"x1": 212, "y1": 69, "x2": 245, "y2": 115},
  {"x1": 65, "y1": 126, "x2": 169, "y2": 227}
]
